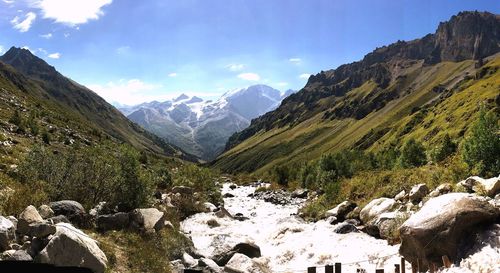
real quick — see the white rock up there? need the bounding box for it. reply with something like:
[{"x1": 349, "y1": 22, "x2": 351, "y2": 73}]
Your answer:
[
  {"x1": 408, "y1": 184, "x2": 429, "y2": 203},
  {"x1": 224, "y1": 253, "x2": 270, "y2": 273},
  {"x1": 182, "y1": 252, "x2": 198, "y2": 268},
  {"x1": 360, "y1": 198, "x2": 396, "y2": 224},
  {"x1": 0, "y1": 216, "x2": 16, "y2": 251}
]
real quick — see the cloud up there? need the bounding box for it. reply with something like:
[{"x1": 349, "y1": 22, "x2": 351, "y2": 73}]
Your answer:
[
  {"x1": 168, "y1": 72, "x2": 178, "y2": 77},
  {"x1": 237, "y1": 73, "x2": 260, "y2": 81},
  {"x1": 11, "y1": 12, "x2": 37, "y2": 32},
  {"x1": 3, "y1": 0, "x2": 15, "y2": 3},
  {"x1": 299, "y1": 73, "x2": 311, "y2": 79},
  {"x1": 48, "y1": 52, "x2": 60, "y2": 59},
  {"x1": 40, "y1": 33, "x2": 53, "y2": 39},
  {"x1": 276, "y1": 82, "x2": 288, "y2": 87},
  {"x1": 289, "y1": 58, "x2": 301, "y2": 64},
  {"x1": 116, "y1": 46, "x2": 130, "y2": 55},
  {"x1": 30, "y1": 0, "x2": 112, "y2": 26},
  {"x1": 226, "y1": 64, "x2": 245, "y2": 72},
  {"x1": 0, "y1": 46, "x2": 4, "y2": 54},
  {"x1": 87, "y1": 79, "x2": 165, "y2": 105}
]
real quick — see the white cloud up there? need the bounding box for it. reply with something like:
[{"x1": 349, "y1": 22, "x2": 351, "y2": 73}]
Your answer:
[
  {"x1": 276, "y1": 82, "x2": 288, "y2": 87},
  {"x1": 63, "y1": 33, "x2": 70, "y2": 38},
  {"x1": 30, "y1": 0, "x2": 112, "y2": 26},
  {"x1": 40, "y1": 33, "x2": 53, "y2": 39},
  {"x1": 3, "y1": 0, "x2": 15, "y2": 3},
  {"x1": 237, "y1": 73, "x2": 260, "y2": 81},
  {"x1": 0, "y1": 46, "x2": 4, "y2": 54},
  {"x1": 116, "y1": 46, "x2": 130, "y2": 55},
  {"x1": 226, "y1": 64, "x2": 245, "y2": 72},
  {"x1": 168, "y1": 72, "x2": 178, "y2": 77},
  {"x1": 48, "y1": 52, "x2": 60, "y2": 59},
  {"x1": 87, "y1": 79, "x2": 165, "y2": 105},
  {"x1": 11, "y1": 12, "x2": 37, "y2": 32},
  {"x1": 289, "y1": 58, "x2": 301, "y2": 64},
  {"x1": 299, "y1": 73, "x2": 311, "y2": 79}
]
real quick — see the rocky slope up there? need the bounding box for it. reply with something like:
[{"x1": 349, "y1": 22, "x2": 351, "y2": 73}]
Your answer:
[
  {"x1": 0, "y1": 47, "x2": 192, "y2": 161},
  {"x1": 214, "y1": 11, "x2": 500, "y2": 174},
  {"x1": 119, "y1": 85, "x2": 294, "y2": 160}
]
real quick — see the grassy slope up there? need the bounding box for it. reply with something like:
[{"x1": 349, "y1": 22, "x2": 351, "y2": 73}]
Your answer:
[{"x1": 213, "y1": 55, "x2": 499, "y2": 175}]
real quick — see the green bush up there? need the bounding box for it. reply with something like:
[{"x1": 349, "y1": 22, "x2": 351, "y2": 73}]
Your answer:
[
  {"x1": 462, "y1": 109, "x2": 500, "y2": 176},
  {"x1": 430, "y1": 134, "x2": 457, "y2": 162},
  {"x1": 398, "y1": 138, "x2": 427, "y2": 168}
]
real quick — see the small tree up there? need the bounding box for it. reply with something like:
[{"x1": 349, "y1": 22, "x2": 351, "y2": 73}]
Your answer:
[
  {"x1": 462, "y1": 109, "x2": 500, "y2": 176},
  {"x1": 431, "y1": 134, "x2": 457, "y2": 162},
  {"x1": 398, "y1": 138, "x2": 427, "y2": 168}
]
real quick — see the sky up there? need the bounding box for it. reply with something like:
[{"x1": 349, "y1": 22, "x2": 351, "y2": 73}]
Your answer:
[{"x1": 0, "y1": 0, "x2": 499, "y2": 105}]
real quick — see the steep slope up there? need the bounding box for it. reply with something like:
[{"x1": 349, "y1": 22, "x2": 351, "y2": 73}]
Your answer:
[
  {"x1": 214, "y1": 11, "x2": 500, "y2": 174},
  {"x1": 120, "y1": 85, "x2": 293, "y2": 160},
  {"x1": 0, "y1": 47, "x2": 192, "y2": 160}
]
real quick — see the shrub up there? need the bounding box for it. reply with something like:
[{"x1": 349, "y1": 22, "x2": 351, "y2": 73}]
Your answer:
[
  {"x1": 462, "y1": 109, "x2": 500, "y2": 177},
  {"x1": 430, "y1": 134, "x2": 457, "y2": 162},
  {"x1": 398, "y1": 138, "x2": 427, "y2": 168}
]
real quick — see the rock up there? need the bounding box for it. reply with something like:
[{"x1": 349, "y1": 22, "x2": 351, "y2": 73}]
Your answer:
[
  {"x1": 224, "y1": 253, "x2": 269, "y2": 273},
  {"x1": 399, "y1": 193, "x2": 499, "y2": 268},
  {"x1": 333, "y1": 222, "x2": 359, "y2": 234},
  {"x1": 394, "y1": 190, "x2": 406, "y2": 202},
  {"x1": 428, "y1": 183, "x2": 453, "y2": 198},
  {"x1": 96, "y1": 212, "x2": 129, "y2": 232},
  {"x1": 9, "y1": 243, "x2": 21, "y2": 250},
  {"x1": 27, "y1": 222, "x2": 56, "y2": 238},
  {"x1": 89, "y1": 202, "x2": 112, "y2": 217},
  {"x1": 214, "y1": 207, "x2": 232, "y2": 218},
  {"x1": 2, "y1": 249, "x2": 33, "y2": 261},
  {"x1": 46, "y1": 215, "x2": 70, "y2": 224},
  {"x1": 229, "y1": 184, "x2": 237, "y2": 190},
  {"x1": 164, "y1": 221, "x2": 174, "y2": 230},
  {"x1": 6, "y1": 216, "x2": 17, "y2": 230},
  {"x1": 327, "y1": 216, "x2": 339, "y2": 225},
  {"x1": 17, "y1": 205, "x2": 44, "y2": 235},
  {"x1": 223, "y1": 193, "x2": 235, "y2": 198},
  {"x1": 291, "y1": 188, "x2": 309, "y2": 198},
  {"x1": 170, "y1": 259, "x2": 185, "y2": 273},
  {"x1": 37, "y1": 223, "x2": 108, "y2": 273},
  {"x1": 38, "y1": 205, "x2": 54, "y2": 219},
  {"x1": 49, "y1": 200, "x2": 87, "y2": 226},
  {"x1": 375, "y1": 212, "x2": 408, "y2": 240},
  {"x1": 207, "y1": 219, "x2": 220, "y2": 228},
  {"x1": 0, "y1": 216, "x2": 16, "y2": 251},
  {"x1": 129, "y1": 208, "x2": 166, "y2": 232},
  {"x1": 360, "y1": 198, "x2": 396, "y2": 225},
  {"x1": 171, "y1": 186, "x2": 194, "y2": 195},
  {"x1": 203, "y1": 202, "x2": 217, "y2": 212},
  {"x1": 233, "y1": 213, "x2": 249, "y2": 221},
  {"x1": 408, "y1": 184, "x2": 429, "y2": 203},
  {"x1": 346, "y1": 206, "x2": 361, "y2": 220},
  {"x1": 182, "y1": 252, "x2": 198, "y2": 268},
  {"x1": 470, "y1": 176, "x2": 500, "y2": 197},
  {"x1": 232, "y1": 242, "x2": 261, "y2": 258},
  {"x1": 325, "y1": 201, "x2": 357, "y2": 221},
  {"x1": 199, "y1": 258, "x2": 222, "y2": 273}
]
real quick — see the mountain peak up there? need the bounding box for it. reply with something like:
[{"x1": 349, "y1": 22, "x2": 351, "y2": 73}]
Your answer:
[
  {"x1": 174, "y1": 93, "x2": 189, "y2": 102},
  {"x1": 0, "y1": 46, "x2": 57, "y2": 78}
]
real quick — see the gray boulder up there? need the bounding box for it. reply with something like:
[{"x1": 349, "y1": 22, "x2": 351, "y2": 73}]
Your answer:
[
  {"x1": 96, "y1": 212, "x2": 130, "y2": 231},
  {"x1": 399, "y1": 193, "x2": 499, "y2": 268},
  {"x1": 428, "y1": 183, "x2": 453, "y2": 198},
  {"x1": 49, "y1": 200, "x2": 87, "y2": 226},
  {"x1": 129, "y1": 208, "x2": 166, "y2": 232},
  {"x1": 37, "y1": 223, "x2": 108, "y2": 273},
  {"x1": 394, "y1": 190, "x2": 406, "y2": 202},
  {"x1": 224, "y1": 253, "x2": 270, "y2": 273},
  {"x1": 0, "y1": 216, "x2": 16, "y2": 251},
  {"x1": 408, "y1": 184, "x2": 429, "y2": 203},
  {"x1": 360, "y1": 198, "x2": 396, "y2": 225},
  {"x1": 38, "y1": 205, "x2": 54, "y2": 219},
  {"x1": 182, "y1": 252, "x2": 198, "y2": 268},
  {"x1": 199, "y1": 258, "x2": 222, "y2": 273},
  {"x1": 291, "y1": 188, "x2": 309, "y2": 198},
  {"x1": 325, "y1": 201, "x2": 357, "y2": 221},
  {"x1": 17, "y1": 205, "x2": 44, "y2": 235},
  {"x1": 27, "y1": 222, "x2": 56, "y2": 238},
  {"x1": 333, "y1": 222, "x2": 359, "y2": 234},
  {"x1": 1, "y1": 249, "x2": 33, "y2": 261}
]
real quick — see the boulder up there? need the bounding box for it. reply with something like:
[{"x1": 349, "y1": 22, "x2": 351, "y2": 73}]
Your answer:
[
  {"x1": 223, "y1": 193, "x2": 235, "y2": 198},
  {"x1": 96, "y1": 212, "x2": 129, "y2": 232},
  {"x1": 408, "y1": 184, "x2": 429, "y2": 203},
  {"x1": 171, "y1": 186, "x2": 194, "y2": 195},
  {"x1": 199, "y1": 258, "x2": 222, "y2": 273},
  {"x1": 394, "y1": 190, "x2": 406, "y2": 202},
  {"x1": 0, "y1": 216, "x2": 16, "y2": 251},
  {"x1": 224, "y1": 253, "x2": 269, "y2": 273},
  {"x1": 37, "y1": 223, "x2": 108, "y2": 273},
  {"x1": 49, "y1": 200, "x2": 87, "y2": 226},
  {"x1": 27, "y1": 222, "x2": 56, "y2": 238},
  {"x1": 291, "y1": 188, "x2": 309, "y2": 198},
  {"x1": 203, "y1": 202, "x2": 217, "y2": 212},
  {"x1": 468, "y1": 176, "x2": 500, "y2": 197},
  {"x1": 428, "y1": 183, "x2": 453, "y2": 198},
  {"x1": 46, "y1": 215, "x2": 71, "y2": 225},
  {"x1": 375, "y1": 212, "x2": 408, "y2": 240},
  {"x1": 333, "y1": 222, "x2": 359, "y2": 234},
  {"x1": 215, "y1": 207, "x2": 232, "y2": 218},
  {"x1": 360, "y1": 198, "x2": 396, "y2": 225},
  {"x1": 325, "y1": 201, "x2": 357, "y2": 221},
  {"x1": 182, "y1": 252, "x2": 198, "y2": 268},
  {"x1": 17, "y1": 205, "x2": 44, "y2": 235},
  {"x1": 229, "y1": 184, "x2": 237, "y2": 190},
  {"x1": 207, "y1": 219, "x2": 220, "y2": 228},
  {"x1": 399, "y1": 193, "x2": 499, "y2": 268},
  {"x1": 1, "y1": 249, "x2": 33, "y2": 261},
  {"x1": 129, "y1": 208, "x2": 165, "y2": 232},
  {"x1": 346, "y1": 206, "x2": 361, "y2": 220},
  {"x1": 232, "y1": 242, "x2": 261, "y2": 258},
  {"x1": 38, "y1": 205, "x2": 54, "y2": 219}
]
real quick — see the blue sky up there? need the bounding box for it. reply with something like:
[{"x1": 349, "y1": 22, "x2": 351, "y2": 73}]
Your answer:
[{"x1": 1, "y1": 0, "x2": 499, "y2": 105}]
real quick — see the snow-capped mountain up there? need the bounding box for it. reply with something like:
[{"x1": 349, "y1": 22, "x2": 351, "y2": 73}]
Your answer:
[{"x1": 118, "y1": 85, "x2": 294, "y2": 160}]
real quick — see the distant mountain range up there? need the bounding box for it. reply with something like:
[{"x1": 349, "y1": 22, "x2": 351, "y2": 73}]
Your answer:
[
  {"x1": 213, "y1": 11, "x2": 500, "y2": 174},
  {"x1": 117, "y1": 85, "x2": 295, "y2": 160}
]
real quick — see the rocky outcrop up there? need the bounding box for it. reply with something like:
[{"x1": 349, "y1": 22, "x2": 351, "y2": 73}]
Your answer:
[
  {"x1": 37, "y1": 223, "x2": 108, "y2": 273},
  {"x1": 399, "y1": 193, "x2": 499, "y2": 268}
]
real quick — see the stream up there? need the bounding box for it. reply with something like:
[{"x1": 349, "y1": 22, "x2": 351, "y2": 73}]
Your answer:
[{"x1": 181, "y1": 183, "x2": 405, "y2": 273}]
